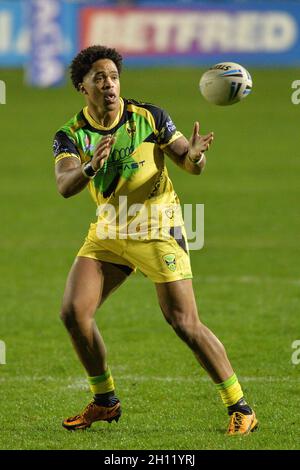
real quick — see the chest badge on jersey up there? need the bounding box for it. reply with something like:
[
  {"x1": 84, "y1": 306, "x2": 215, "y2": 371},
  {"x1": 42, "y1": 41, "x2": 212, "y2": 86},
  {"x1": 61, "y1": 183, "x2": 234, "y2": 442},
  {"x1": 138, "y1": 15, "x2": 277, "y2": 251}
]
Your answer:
[{"x1": 126, "y1": 121, "x2": 136, "y2": 137}]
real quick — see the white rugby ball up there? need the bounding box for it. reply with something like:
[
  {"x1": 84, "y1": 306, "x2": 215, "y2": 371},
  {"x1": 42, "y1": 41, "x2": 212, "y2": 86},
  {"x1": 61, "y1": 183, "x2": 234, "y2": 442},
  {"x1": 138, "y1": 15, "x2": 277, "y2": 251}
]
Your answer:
[{"x1": 199, "y1": 62, "x2": 252, "y2": 106}]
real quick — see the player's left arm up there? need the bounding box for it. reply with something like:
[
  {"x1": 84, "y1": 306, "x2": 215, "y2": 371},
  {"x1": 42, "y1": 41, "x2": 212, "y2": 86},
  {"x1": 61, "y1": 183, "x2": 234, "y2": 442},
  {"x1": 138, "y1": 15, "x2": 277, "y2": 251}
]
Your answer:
[{"x1": 164, "y1": 122, "x2": 214, "y2": 175}]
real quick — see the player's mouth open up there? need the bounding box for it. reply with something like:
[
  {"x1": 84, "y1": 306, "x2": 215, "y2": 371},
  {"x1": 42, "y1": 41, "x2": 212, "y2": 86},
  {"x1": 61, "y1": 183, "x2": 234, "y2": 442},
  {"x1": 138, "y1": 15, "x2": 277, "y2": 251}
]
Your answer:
[{"x1": 104, "y1": 94, "x2": 117, "y2": 104}]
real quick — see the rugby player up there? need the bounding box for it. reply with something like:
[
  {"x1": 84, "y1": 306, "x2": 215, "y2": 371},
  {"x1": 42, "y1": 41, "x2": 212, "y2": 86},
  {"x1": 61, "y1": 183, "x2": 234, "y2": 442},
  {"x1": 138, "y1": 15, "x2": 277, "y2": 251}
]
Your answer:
[{"x1": 53, "y1": 45, "x2": 258, "y2": 435}]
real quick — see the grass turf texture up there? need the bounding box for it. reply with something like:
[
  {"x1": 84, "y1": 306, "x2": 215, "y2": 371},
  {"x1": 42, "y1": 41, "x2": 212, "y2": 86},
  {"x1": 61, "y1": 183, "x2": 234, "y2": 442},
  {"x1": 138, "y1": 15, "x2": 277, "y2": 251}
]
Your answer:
[{"x1": 0, "y1": 68, "x2": 299, "y2": 450}]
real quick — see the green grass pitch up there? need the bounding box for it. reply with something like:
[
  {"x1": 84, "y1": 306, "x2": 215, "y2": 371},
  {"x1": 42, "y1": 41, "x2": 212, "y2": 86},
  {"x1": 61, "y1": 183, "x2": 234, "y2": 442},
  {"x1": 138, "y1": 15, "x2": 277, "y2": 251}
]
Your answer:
[{"x1": 0, "y1": 67, "x2": 299, "y2": 450}]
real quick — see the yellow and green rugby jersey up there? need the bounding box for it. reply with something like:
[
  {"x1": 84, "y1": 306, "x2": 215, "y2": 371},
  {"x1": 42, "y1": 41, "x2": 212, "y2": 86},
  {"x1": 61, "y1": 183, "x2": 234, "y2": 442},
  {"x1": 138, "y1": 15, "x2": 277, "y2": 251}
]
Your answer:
[{"x1": 53, "y1": 98, "x2": 184, "y2": 238}]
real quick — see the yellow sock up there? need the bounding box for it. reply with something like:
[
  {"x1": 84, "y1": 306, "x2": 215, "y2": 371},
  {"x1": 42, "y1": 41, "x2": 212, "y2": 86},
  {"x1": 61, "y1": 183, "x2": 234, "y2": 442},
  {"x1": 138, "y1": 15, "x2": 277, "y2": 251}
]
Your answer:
[
  {"x1": 216, "y1": 373, "x2": 243, "y2": 407},
  {"x1": 87, "y1": 368, "x2": 115, "y2": 395}
]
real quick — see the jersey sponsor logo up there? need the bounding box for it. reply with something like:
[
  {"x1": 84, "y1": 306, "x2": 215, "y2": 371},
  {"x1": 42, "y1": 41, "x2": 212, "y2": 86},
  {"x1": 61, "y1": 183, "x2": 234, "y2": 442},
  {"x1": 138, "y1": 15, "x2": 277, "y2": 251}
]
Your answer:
[
  {"x1": 94, "y1": 144, "x2": 145, "y2": 196},
  {"x1": 103, "y1": 160, "x2": 145, "y2": 175},
  {"x1": 101, "y1": 144, "x2": 146, "y2": 174},
  {"x1": 99, "y1": 144, "x2": 140, "y2": 174},
  {"x1": 163, "y1": 254, "x2": 177, "y2": 272},
  {"x1": 110, "y1": 144, "x2": 135, "y2": 164}
]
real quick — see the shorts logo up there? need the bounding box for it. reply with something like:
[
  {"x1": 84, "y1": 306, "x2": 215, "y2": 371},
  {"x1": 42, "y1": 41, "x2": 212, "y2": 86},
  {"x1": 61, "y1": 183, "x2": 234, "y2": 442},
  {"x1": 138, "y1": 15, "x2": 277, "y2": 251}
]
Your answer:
[{"x1": 163, "y1": 254, "x2": 176, "y2": 272}]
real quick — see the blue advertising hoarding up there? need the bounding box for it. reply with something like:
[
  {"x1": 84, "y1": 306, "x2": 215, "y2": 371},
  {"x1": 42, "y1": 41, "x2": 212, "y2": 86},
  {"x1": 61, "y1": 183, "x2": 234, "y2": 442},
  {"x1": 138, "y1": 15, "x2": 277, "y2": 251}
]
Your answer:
[
  {"x1": 0, "y1": 0, "x2": 78, "y2": 69},
  {"x1": 26, "y1": 0, "x2": 66, "y2": 87},
  {"x1": 0, "y1": 0, "x2": 27, "y2": 67},
  {"x1": 0, "y1": 1, "x2": 300, "y2": 71}
]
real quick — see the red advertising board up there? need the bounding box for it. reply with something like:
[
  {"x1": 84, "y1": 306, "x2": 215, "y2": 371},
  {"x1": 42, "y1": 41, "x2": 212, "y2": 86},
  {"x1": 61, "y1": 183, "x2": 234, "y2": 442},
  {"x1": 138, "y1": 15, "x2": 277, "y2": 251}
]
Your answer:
[{"x1": 79, "y1": 6, "x2": 298, "y2": 59}]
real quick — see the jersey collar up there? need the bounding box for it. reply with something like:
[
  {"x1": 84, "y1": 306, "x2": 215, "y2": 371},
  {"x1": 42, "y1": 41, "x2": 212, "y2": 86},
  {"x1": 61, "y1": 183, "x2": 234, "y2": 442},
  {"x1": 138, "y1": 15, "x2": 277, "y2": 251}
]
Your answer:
[{"x1": 83, "y1": 98, "x2": 124, "y2": 131}]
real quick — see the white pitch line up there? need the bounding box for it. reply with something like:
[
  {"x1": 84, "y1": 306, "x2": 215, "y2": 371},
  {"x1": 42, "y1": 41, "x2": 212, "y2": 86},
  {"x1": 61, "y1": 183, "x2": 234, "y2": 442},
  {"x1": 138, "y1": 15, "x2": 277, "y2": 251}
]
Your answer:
[
  {"x1": 63, "y1": 375, "x2": 300, "y2": 390},
  {"x1": 0, "y1": 375, "x2": 299, "y2": 387},
  {"x1": 189, "y1": 276, "x2": 300, "y2": 286},
  {"x1": 130, "y1": 275, "x2": 300, "y2": 286}
]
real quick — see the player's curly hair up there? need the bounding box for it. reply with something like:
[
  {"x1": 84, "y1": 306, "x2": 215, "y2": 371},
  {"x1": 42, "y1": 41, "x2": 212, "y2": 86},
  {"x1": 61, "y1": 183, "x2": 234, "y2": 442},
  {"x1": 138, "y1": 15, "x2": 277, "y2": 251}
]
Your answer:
[{"x1": 70, "y1": 45, "x2": 123, "y2": 91}]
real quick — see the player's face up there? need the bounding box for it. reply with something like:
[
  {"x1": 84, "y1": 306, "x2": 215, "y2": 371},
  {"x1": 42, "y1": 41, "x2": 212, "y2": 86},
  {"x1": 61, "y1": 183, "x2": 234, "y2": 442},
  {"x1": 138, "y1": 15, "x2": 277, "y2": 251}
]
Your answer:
[{"x1": 81, "y1": 59, "x2": 120, "y2": 111}]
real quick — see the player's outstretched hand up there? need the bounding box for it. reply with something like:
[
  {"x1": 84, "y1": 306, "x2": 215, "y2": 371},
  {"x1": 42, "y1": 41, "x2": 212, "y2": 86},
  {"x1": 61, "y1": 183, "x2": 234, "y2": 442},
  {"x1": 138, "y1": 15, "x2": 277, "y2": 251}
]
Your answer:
[
  {"x1": 91, "y1": 135, "x2": 115, "y2": 171},
  {"x1": 188, "y1": 122, "x2": 214, "y2": 162}
]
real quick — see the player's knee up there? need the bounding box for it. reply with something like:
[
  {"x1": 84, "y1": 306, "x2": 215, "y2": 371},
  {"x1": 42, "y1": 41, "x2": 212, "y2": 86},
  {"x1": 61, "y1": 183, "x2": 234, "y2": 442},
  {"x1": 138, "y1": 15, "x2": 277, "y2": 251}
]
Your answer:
[
  {"x1": 60, "y1": 303, "x2": 77, "y2": 329},
  {"x1": 60, "y1": 300, "x2": 92, "y2": 330},
  {"x1": 168, "y1": 309, "x2": 199, "y2": 336}
]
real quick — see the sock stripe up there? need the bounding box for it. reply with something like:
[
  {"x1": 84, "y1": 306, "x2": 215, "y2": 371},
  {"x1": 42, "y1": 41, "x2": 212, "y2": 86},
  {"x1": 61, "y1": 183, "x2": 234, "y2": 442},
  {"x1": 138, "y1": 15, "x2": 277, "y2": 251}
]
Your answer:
[
  {"x1": 87, "y1": 368, "x2": 115, "y2": 395},
  {"x1": 88, "y1": 368, "x2": 111, "y2": 385},
  {"x1": 216, "y1": 373, "x2": 244, "y2": 407},
  {"x1": 216, "y1": 373, "x2": 237, "y2": 390}
]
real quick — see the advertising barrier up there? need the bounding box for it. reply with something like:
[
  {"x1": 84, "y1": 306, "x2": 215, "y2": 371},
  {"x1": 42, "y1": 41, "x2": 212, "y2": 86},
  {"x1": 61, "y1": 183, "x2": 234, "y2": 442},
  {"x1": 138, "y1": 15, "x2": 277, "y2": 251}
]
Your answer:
[
  {"x1": 0, "y1": 1, "x2": 299, "y2": 71},
  {"x1": 25, "y1": 0, "x2": 65, "y2": 87},
  {"x1": 0, "y1": 0, "x2": 27, "y2": 67},
  {"x1": 0, "y1": 0, "x2": 76, "y2": 70},
  {"x1": 79, "y1": 4, "x2": 300, "y2": 67}
]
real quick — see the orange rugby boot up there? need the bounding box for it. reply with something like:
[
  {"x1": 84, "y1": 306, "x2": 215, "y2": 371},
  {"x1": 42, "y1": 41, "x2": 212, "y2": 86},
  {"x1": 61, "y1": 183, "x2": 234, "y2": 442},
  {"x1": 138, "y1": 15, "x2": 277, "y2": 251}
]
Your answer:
[
  {"x1": 62, "y1": 400, "x2": 121, "y2": 431},
  {"x1": 226, "y1": 410, "x2": 258, "y2": 436}
]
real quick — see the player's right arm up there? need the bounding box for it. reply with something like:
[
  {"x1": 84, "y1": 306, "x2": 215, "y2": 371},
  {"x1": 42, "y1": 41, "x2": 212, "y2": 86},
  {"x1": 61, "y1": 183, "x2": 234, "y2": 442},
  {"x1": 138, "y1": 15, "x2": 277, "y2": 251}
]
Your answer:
[
  {"x1": 55, "y1": 157, "x2": 89, "y2": 198},
  {"x1": 54, "y1": 132, "x2": 115, "y2": 198}
]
